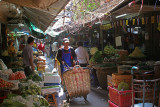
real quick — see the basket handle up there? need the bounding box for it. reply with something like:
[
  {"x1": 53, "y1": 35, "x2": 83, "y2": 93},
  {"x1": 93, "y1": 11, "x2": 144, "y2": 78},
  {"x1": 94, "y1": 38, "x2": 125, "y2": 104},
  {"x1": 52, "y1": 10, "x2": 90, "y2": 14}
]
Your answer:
[
  {"x1": 74, "y1": 65, "x2": 81, "y2": 68},
  {"x1": 73, "y1": 65, "x2": 84, "y2": 72}
]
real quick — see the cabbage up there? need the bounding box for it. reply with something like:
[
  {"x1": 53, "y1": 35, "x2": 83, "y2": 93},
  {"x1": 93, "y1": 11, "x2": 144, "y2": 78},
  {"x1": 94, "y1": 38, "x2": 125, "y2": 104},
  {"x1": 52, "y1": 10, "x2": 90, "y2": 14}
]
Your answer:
[
  {"x1": 90, "y1": 47, "x2": 98, "y2": 55},
  {"x1": 118, "y1": 82, "x2": 129, "y2": 91},
  {"x1": 93, "y1": 51, "x2": 103, "y2": 63}
]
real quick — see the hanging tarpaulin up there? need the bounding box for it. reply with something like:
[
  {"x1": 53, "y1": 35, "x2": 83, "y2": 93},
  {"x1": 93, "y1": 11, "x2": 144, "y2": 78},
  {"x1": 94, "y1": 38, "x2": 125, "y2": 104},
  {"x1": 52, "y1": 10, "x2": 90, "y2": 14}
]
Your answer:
[
  {"x1": 3, "y1": 0, "x2": 58, "y2": 9},
  {"x1": 31, "y1": 29, "x2": 46, "y2": 39},
  {"x1": 24, "y1": 18, "x2": 45, "y2": 39}
]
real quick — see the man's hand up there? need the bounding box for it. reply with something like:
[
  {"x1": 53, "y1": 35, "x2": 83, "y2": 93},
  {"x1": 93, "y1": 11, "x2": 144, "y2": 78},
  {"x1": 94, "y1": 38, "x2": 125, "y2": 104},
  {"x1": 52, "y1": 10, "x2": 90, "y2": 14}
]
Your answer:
[{"x1": 61, "y1": 61, "x2": 64, "y2": 65}]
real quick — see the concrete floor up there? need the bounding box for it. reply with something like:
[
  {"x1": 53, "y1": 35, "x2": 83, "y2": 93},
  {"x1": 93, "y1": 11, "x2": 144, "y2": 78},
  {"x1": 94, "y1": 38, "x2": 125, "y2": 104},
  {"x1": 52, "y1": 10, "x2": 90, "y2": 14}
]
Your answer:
[
  {"x1": 69, "y1": 88, "x2": 109, "y2": 107},
  {"x1": 58, "y1": 87, "x2": 109, "y2": 107}
]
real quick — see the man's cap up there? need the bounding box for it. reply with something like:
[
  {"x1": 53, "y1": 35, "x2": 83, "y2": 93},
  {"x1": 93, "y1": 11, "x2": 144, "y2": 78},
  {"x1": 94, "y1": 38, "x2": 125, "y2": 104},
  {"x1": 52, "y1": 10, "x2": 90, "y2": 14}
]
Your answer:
[{"x1": 63, "y1": 38, "x2": 69, "y2": 43}]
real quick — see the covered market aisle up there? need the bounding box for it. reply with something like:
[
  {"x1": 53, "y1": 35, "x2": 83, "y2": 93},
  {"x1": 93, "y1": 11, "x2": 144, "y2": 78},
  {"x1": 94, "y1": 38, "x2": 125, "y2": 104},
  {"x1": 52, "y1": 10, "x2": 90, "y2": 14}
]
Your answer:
[
  {"x1": 45, "y1": 56, "x2": 109, "y2": 107},
  {"x1": 1, "y1": 0, "x2": 160, "y2": 107}
]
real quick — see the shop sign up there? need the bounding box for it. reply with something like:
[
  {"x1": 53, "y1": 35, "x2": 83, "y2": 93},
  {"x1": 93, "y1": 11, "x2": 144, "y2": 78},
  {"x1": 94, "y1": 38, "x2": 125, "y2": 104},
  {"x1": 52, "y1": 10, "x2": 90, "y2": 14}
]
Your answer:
[{"x1": 100, "y1": 24, "x2": 112, "y2": 30}]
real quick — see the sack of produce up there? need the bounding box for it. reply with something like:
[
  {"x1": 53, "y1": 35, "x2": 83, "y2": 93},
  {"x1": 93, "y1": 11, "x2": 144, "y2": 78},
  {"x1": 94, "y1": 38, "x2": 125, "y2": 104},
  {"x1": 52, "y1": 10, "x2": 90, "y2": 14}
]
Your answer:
[{"x1": 129, "y1": 47, "x2": 146, "y2": 58}]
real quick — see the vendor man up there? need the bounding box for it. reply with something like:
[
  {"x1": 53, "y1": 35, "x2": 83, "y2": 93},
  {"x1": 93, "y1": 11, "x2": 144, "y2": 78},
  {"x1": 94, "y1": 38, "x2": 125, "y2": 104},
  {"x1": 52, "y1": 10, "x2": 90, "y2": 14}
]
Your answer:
[
  {"x1": 22, "y1": 36, "x2": 35, "y2": 76},
  {"x1": 57, "y1": 38, "x2": 77, "y2": 75}
]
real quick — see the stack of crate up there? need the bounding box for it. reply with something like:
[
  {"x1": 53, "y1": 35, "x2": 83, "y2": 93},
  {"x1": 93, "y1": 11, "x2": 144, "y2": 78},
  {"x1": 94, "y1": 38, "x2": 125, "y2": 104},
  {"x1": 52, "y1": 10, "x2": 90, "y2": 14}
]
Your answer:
[{"x1": 107, "y1": 72, "x2": 133, "y2": 107}]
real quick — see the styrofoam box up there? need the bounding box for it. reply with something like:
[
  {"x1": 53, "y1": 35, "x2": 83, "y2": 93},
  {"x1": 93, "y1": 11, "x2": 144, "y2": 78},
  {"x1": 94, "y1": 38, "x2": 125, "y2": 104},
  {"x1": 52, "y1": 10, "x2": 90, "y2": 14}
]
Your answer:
[{"x1": 43, "y1": 73, "x2": 61, "y2": 83}]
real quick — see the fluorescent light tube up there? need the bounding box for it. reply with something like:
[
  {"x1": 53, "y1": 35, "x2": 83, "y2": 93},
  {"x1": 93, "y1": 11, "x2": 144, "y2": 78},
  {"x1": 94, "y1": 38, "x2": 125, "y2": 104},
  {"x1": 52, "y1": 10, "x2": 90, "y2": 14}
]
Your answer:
[{"x1": 116, "y1": 14, "x2": 127, "y2": 18}]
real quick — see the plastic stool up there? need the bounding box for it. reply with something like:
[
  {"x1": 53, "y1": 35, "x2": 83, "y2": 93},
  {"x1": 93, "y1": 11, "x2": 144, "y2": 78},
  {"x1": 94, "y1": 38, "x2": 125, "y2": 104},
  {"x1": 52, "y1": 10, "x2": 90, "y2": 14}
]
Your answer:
[{"x1": 45, "y1": 92, "x2": 57, "y2": 107}]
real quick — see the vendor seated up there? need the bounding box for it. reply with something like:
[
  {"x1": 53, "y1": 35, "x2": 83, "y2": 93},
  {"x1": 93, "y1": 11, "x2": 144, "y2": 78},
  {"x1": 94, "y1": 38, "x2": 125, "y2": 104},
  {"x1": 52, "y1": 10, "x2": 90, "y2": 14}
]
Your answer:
[{"x1": 8, "y1": 40, "x2": 16, "y2": 57}]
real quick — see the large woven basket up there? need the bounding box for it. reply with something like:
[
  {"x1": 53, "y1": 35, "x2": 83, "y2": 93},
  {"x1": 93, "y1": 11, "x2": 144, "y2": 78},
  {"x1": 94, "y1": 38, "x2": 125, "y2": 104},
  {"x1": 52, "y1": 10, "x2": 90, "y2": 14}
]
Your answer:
[
  {"x1": 93, "y1": 65, "x2": 117, "y2": 89},
  {"x1": 63, "y1": 66, "x2": 90, "y2": 98}
]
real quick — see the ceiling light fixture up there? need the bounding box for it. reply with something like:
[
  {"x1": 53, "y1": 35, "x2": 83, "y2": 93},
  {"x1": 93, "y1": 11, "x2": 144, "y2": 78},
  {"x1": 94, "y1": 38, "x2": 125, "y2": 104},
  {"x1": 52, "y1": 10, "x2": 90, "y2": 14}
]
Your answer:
[{"x1": 116, "y1": 14, "x2": 127, "y2": 18}]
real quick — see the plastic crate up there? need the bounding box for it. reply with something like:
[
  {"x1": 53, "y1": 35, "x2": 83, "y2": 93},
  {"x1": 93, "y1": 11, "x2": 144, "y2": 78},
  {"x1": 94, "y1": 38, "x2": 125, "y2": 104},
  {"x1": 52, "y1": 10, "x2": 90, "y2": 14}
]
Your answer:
[
  {"x1": 108, "y1": 86, "x2": 133, "y2": 107},
  {"x1": 108, "y1": 100, "x2": 118, "y2": 107}
]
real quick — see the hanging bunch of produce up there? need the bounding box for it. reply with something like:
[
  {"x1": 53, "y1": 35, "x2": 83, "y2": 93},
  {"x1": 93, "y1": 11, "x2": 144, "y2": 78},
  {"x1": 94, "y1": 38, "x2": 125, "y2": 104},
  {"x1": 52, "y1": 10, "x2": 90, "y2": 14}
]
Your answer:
[{"x1": 104, "y1": 45, "x2": 119, "y2": 62}]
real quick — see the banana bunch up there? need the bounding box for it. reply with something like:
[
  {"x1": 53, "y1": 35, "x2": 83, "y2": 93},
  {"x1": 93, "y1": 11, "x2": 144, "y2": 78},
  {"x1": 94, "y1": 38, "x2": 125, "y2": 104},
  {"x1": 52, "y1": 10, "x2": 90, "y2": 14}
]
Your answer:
[{"x1": 104, "y1": 45, "x2": 117, "y2": 55}]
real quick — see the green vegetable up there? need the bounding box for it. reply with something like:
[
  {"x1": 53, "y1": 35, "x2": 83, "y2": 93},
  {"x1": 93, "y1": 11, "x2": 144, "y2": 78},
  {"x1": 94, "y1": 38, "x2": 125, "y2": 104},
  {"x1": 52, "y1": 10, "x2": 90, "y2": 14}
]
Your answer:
[
  {"x1": 118, "y1": 82, "x2": 129, "y2": 91},
  {"x1": 104, "y1": 45, "x2": 117, "y2": 55},
  {"x1": 26, "y1": 74, "x2": 42, "y2": 81},
  {"x1": 1, "y1": 99, "x2": 27, "y2": 107},
  {"x1": 93, "y1": 51, "x2": 103, "y2": 63},
  {"x1": 7, "y1": 94, "x2": 18, "y2": 99},
  {"x1": 89, "y1": 56, "x2": 94, "y2": 63}
]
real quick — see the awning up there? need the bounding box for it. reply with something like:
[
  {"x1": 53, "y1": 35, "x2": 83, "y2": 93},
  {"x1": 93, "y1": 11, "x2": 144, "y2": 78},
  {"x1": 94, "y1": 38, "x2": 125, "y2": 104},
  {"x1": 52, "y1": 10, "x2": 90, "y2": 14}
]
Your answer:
[
  {"x1": 0, "y1": 0, "x2": 70, "y2": 32},
  {"x1": 3, "y1": 0, "x2": 58, "y2": 9}
]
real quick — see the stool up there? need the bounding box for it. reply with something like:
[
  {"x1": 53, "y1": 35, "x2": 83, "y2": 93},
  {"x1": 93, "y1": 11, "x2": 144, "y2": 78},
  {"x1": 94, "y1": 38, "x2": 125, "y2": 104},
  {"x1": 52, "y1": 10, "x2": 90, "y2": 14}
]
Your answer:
[{"x1": 45, "y1": 92, "x2": 57, "y2": 107}]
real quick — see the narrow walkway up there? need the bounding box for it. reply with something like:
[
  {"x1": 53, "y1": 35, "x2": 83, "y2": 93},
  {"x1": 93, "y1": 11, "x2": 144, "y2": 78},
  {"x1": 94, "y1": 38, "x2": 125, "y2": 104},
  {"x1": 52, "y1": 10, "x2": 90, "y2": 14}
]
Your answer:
[
  {"x1": 68, "y1": 88, "x2": 109, "y2": 107},
  {"x1": 45, "y1": 57, "x2": 109, "y2": 107}
]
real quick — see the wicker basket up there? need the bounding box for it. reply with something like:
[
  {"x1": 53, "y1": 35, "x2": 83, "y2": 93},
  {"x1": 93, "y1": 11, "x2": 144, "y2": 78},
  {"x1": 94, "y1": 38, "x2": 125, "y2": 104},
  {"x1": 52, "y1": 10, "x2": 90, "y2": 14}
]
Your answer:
[
  {"x1": 94, "y1": 65, "x2": 117, "y2": 89},
  {"x1": 117, "y1": 65, "x2": 132, "y2": 74},
  {"x1": 63, "y1": 66, "x2": 90, "y2": 99}
]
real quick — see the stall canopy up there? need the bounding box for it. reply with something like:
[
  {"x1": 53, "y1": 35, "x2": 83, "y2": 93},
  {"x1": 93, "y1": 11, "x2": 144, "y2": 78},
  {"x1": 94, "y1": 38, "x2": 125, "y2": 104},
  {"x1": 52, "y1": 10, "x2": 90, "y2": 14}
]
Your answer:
[
  {"x1": 0, "y1": 0, "x2": 70, "y2": 32},
  {"x1": 3, "y1": 0, "x2": 58, "y2": 9}
]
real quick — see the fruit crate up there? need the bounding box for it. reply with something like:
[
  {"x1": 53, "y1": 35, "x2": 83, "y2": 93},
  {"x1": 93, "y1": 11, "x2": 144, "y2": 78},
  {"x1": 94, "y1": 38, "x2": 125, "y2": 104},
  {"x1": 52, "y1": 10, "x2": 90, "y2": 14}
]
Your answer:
[
  {"x1": 107, "y1": 75, "x2": 112, "y2": 87},
  {"x1": 108, "y1": 86, "x2": 133, "y2": 107},
  {"x1": 112, "y1": 73, "x2": 132, "y2": 88},
  {"x1": 108, "y1": 100, "x2": 118, "y2": 107}
]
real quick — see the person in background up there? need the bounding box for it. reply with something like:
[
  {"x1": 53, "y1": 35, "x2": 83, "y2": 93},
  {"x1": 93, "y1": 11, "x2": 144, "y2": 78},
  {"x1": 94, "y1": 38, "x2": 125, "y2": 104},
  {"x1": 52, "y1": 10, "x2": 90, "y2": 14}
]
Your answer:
[
  {"x1": 57, "y1": 38, "x2": 77, "y2": 75},
  {"x1": 75, "y1": 41, "x2": 89, "y2": 67},
  {"x1": 22, "y1": 37, "x2": 35, "y2": 76},
  {"x1": 37, "y1": 41, "x2": 45, "y2": 55},
  {"x1": 8, "y1": 40, "x2": 16, "y2": 57},
  {"x1": 52, "y1": 39, "x2": 59, "y2": 59}
]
